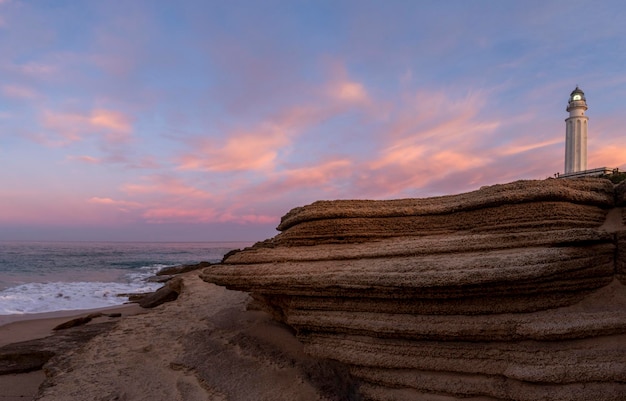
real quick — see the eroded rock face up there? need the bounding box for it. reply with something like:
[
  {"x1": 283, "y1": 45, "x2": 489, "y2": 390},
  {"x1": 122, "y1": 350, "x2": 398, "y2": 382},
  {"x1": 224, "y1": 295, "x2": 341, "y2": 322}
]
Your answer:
[{"x1": 202, "y1": 178, "x2": 626, "y2": 401}]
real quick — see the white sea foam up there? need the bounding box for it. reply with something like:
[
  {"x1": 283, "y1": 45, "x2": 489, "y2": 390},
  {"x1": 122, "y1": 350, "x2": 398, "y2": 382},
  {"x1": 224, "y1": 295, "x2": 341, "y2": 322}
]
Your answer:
[
  {"x1": 0, "y1": 264, "x2": 167, "y2": 315},
  {"x1": 0, "y1": 241, "x2": 251, "y2": 316}
]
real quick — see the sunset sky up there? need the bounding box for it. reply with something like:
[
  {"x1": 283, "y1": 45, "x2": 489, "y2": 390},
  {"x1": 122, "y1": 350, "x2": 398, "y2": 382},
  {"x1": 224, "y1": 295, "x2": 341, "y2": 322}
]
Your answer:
[{"x1": 1, "y1": 0, "x2": 626, "y2": 242}]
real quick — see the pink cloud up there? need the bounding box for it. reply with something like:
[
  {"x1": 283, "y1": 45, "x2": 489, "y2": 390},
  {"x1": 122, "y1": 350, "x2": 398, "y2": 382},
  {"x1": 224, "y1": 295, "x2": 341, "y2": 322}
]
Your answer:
[
  {"x1": 589, "y1": 145, "x2": 626, "y2": 169},
  {"x1": 370, "y1": 143, "x2": 427, "y2": 169},
  {"x1": 587, "y1": 116, "x2": 626, "y2": 170},
  {"x1": 177, "y1": 106, "x2": 324, "y2": 172},
  {"x1": 178, "y1": 131, "x2": 289, "y2": 172},
  {"x1": 495, "y1": 137, "x2": 562, "y2": 156},
  {"x1": 175, "y1": 68, "x2": 379, "y2": 178},
  {"x1": 431, "y1": 150, "x2": 488, "y2": 171},
  {"x1": 67, "y1": 155, "x2": 102, "y2": 164},
  {"x1": 66, "y1": 154, "x2": 160, "y2": 169},
  {"x1": 0, "y1": 192, "x2": 138, "y2": 226},
  {"x1": 171, "y1": 85, "x2": 506, "y2": 213},
  {"x1": 42, "y1": 111, "x2": 85, "y2": 142},
  {"x1": 175, "y1": 63, "x2": 384, "y2": 179},
  {"x1": 245, "y1": 88, "x2": 513, "y2": 199},
  {"x1": 364, "y1": 90, "x2": 500, "y2": 195},
  {"x1": 141, "y1": 207, "x2": 217, "y2": 223},
  {"x1": 140, "y1": 206, "x2": 278, "y2": 225},
  {"x1": 40, "y1": 108, "x2": 133, "y2": 145},
  {"x1": 322, "y1": 60, "x2": 371, "y2": 102},
  {"x1": 89, "y1": 197, "x2": 119, "y2": 205},
  {"x1": 89, "y1": 109, "x2": 132, "y2": 134},
  {"x1": 329, "y1": 80, "x2": 370, "y2": 104},
  {"x1": 235, "y1": 159, "x2": 354, "y2": 204},
  {"x1": 88, "y1": 197, "x2": 142, "y2": 209},
  {"x1": 16, "y1": 62, "x2": 56, "y2": 76},
  {"x1": 281, "y1": 159, "x2": 353, "y2": 185},
  {"x1": 217, "y1": 209, "x2": 278, "y2": 224},
  {"x1": 122, "y1": 175, "x2": 213, "y2": 199},
  {"x1": 83, "y1": 177, "x2": 218, "y2": 224},
  {"x1": 1, "y1": 84, "x2": 36, "y2": 99},
  {"x1": 109, "y1": 172, "x2": 284, "y2": 225},
  {"x1": 375, "y1": 90, "x2": 497, "y2": 147}
]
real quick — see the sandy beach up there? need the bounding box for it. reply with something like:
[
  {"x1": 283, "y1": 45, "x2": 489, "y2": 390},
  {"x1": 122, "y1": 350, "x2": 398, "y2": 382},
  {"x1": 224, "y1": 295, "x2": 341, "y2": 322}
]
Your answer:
[
  {"x1": 0, "y1": 304, "x2": 145, "y2": 346},
  {"x1": 0, "y1": 304, "x2": 144, "y2": 400},
  {"x1": 0, "y1": 272, "x2": 355, "y2": 401},
  {"x1": 0, "y1": 371, "x2": 46, "y2": 401}
]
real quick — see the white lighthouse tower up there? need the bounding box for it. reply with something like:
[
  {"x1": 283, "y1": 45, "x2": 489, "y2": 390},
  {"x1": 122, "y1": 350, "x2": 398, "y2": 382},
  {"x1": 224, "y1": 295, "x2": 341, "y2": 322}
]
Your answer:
[{"x1": 564, "y1": 87, "x2": 588, "y2": 174}]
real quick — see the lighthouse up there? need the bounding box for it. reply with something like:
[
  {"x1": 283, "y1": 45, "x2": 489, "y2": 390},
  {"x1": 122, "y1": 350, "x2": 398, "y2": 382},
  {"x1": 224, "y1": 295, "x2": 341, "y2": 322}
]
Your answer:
[{"x1": 564, "y1": 87, "x2": 588, "y2": 174}]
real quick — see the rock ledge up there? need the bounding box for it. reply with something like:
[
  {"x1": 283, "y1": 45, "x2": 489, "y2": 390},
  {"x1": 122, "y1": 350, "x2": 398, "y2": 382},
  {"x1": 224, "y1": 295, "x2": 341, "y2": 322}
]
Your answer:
[{"x1": 203, "y1": 178, "x2": 626, "y2": 401}]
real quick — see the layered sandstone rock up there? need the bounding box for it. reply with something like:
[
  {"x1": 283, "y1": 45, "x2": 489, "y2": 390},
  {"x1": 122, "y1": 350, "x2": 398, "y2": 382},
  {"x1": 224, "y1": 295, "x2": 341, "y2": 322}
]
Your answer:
[{"x1": 202, "y1": 178, "x2": 626, "y2": 401}]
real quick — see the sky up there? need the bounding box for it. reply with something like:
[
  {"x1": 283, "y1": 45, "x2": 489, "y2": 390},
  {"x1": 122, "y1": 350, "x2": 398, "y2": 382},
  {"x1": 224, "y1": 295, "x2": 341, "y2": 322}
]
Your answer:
[{"x1": 1, "y1": 0, "x2": 626, "y2": 242}]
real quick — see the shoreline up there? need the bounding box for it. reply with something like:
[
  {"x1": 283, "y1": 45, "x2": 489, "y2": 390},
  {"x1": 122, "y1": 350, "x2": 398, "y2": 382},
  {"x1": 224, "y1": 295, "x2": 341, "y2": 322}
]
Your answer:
[
  {"x1": 0, "y1": 303, "x2": 143, "y2": 328},
  {"x1": 0, "y1": 303, "x2": 145, "y2": 347}
]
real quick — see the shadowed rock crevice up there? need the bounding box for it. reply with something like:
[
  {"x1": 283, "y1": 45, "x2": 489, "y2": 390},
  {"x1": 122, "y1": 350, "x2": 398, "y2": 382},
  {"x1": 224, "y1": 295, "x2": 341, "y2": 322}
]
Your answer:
[
  {"x1": 135, "y1": 276, "x2": 183, "y2": 308},
  {"x1": 202, "y1": 178, "x2": 626, "y2": 401},
  {"x1": 0, "y1": 322, "x2": 117, "y2": 375}
]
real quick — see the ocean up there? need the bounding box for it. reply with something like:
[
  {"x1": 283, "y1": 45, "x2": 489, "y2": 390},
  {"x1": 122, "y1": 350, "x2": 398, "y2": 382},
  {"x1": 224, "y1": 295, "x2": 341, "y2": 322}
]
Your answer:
[{"x1": 0, "y1": 241, "x2": 252, "y2": 316}]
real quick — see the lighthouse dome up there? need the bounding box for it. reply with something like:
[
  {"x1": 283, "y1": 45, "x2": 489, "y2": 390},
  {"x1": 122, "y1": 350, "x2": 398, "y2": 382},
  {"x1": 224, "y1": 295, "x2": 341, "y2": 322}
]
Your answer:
[{"x1": 569, "y1": 86, "x2": 586, "y2": 102}]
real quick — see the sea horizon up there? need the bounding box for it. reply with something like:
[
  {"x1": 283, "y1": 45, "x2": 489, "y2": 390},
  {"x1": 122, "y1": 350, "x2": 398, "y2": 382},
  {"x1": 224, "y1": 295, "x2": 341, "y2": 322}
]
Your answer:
[{"x1": 0, "y1": 240, "x2": 253, "y2": 316}]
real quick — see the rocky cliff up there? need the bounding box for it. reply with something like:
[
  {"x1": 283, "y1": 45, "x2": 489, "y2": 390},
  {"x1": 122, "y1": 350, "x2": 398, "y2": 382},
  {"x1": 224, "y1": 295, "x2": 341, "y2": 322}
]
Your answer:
[{"x1": 202, "y1": 178, "x2": 626, "y2": 401}]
